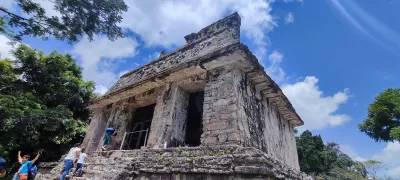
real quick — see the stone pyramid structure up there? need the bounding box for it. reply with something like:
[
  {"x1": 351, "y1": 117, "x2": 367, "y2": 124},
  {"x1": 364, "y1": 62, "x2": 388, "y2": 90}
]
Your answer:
[{"x1": 36, "y1": 12, "x2": 312, "y2": 180}]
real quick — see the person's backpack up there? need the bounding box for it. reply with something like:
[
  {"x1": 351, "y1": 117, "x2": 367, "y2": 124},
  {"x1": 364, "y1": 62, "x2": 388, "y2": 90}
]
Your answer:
[{"x1": 27, "y1": 163, "x2": 38, "y2": 179}]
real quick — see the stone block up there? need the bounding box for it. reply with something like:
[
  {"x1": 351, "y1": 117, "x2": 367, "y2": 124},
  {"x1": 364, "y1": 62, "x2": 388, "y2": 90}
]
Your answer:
[
  {"x1": 218, "y1": 133, "x2": 228, "y2": 143},
  {"x1": 219, "y1": 112, "x2": 236, "y2": 120},
  {"x1": 202, "y1": 137, "x2": 218, "y2": 145},
  {"x1": 204, "y1": 122, "x2": 228, "y2": 131},
  {"x1": 228, "y1": 133, "x2": 241, "y2": 142}
]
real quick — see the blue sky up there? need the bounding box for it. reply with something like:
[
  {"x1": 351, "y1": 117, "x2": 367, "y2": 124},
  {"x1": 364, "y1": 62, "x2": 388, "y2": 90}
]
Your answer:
[{"x1": 1, "y1": 0, "x2": 399, "y2": 178}]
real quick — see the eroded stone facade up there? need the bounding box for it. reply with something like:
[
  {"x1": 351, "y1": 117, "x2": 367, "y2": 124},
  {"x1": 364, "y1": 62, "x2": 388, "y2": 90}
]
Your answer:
[{"x1": 37, "y1": 12, "x2": 310, "y2": 180}]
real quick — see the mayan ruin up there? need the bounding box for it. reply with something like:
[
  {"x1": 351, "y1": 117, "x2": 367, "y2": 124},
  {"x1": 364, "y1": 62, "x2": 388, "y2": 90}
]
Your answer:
[{"x1": 36, "y1": 12, "x2": 311, "y2": 180}]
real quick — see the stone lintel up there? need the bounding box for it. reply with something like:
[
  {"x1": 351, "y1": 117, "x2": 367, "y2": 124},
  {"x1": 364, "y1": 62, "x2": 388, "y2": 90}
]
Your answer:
[
  {"x1": 89, "y1": 42, "x2": 304, "y2": 127},
  {"x1": 88, "y1": 42, "x2": 243, "y2": 109}
]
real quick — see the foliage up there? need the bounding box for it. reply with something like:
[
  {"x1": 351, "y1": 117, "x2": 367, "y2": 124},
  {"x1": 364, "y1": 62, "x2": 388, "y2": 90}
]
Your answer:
[
  {"x1": 0, "y1": 45, "x2": 94, "y2": 177},
  {"x1": 0, "y1": 0, "x2": 128, "y2": 43},
  {"x1": 296, "y1": 130, "x2": 367, "y2": 179},
  {"x1": 296, "y1": 130, "x2": 326, "y2": 175},
  {"x1": 364, "y1": 160, "x2": 384, "y2": 180},
  {"x1": 358, "y1": 88, "x2": 400, "y2": 142}
]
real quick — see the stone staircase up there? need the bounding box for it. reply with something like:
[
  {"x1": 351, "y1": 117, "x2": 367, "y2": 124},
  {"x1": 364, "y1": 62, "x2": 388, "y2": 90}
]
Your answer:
[
  {"x1": 36, "y1": 150, "x2": 136, "y2": 180},
  {"x1": 36, "y1": 146, "x2": 313, "y2": 180}
]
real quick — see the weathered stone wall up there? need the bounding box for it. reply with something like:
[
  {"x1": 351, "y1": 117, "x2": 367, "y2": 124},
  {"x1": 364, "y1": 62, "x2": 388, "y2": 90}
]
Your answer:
[
  {"x1": 233, "y1": 68, "x2": 267, "y2": 151},
  {"x1": 134, "y1": 173, "x2": 274, "y2": 180},
  {"x1": 262, "y1": 98, "x2": 300, "y2": 170},
  {"x1": 231, "y1": 68, "x2": 300, "y2": 170},
  {"x1": 202, "y1": 67, "x2": 241, "y2": 146}
]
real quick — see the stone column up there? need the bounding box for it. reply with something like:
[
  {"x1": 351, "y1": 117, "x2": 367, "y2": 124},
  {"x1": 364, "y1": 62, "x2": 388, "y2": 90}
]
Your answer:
[
  {"x1": 103, "y1": 101, "x2": 134, "y2": 150},
  {"x1": 85, "y1": 109, "x2": 109, "y2": 152},
  {"x1": 201, "y1": 67, "x2": 242, "y2": 146},
  {"x1": 82, "y1": 108, "x2": 103, "y2": 149},
  {"x1": 170, "y1": 86, "x2": 189, "y2": 147},
  {"x1": 232, "y1": 68, "x2": 267, "y2": 151},
  {"x1": 146, "y1": 85, "x2": 189, "y2": 148}
]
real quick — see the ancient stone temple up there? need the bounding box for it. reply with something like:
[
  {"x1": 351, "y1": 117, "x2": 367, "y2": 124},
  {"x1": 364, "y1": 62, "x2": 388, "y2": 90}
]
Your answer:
[{"x1": 37, "y1": 12, "x2": 311, "y2": 180}]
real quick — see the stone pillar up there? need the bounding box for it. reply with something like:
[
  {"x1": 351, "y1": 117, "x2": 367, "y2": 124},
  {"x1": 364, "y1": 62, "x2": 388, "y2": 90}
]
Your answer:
[
  {"x1": 85, "y1": 109, "x2": 109, "y2": 152},
  {"x1": 201, "y1": 67, "x2": 242, "y2": 146},
  {"x1": 146, "y1": 85, "x2": 189, "y2": 148},
  {"x1": 170, "y1": 86, "x2": 189, "y2": 147},
  {"x1": 82, "y1": 108, "x2": 102, "y2": 148},
  {"x1": 103, "y1": 101, "x2": 134, "y2": 150},
  {"x1": 232, "y1": 68, "x2": 267, "y2": 151}
]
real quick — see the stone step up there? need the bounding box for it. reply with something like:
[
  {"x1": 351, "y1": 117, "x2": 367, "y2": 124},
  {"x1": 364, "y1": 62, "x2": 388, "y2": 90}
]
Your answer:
[{"x1": 70, "y1": 177, "x2": 89, "y2": 180}]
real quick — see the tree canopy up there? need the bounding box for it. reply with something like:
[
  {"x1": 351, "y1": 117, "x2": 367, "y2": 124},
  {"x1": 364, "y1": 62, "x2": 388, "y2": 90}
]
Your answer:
[
  {"x1": 0, "y1": 45, "x2": 95, "y2": 176},
  {"x1": 358, "y1": 88, "x2": 400, "y2": 142},
  {"x1": 0, "y1": 0, "x2": 128, "y2": 43},
  {"x1": 296, "y1": 130, "x2": 367, "y2": 180}
]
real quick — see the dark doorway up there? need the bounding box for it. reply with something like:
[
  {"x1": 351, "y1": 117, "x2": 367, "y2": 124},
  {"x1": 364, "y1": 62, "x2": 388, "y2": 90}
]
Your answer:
[
  {"x1": 184, "y1": 91, "x2": 204, "y2": 146},
  {"x1": 125, "y1": 104, "x2": 155, "y2": 150}
]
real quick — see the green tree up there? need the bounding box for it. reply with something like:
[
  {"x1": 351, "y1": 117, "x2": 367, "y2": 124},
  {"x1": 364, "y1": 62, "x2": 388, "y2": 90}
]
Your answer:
[
  {"x1": 296, "y1": 130, "x2": 326, "y2": 175},
  {"x1": 0, "y1": 45, "x2": 94, "y2": 177},
  {"x1": 0, "y1": 0, "x2": 128, "y2": 43},
  {"x1": 364, "y1": 160, "x2": 384, "y2": 180},
  {"x1": 358, "y1": 88, "x2": 400, "y2": 142},
  {"x1": 296, "y1": 131, "x2": 367, "y2": 180}
]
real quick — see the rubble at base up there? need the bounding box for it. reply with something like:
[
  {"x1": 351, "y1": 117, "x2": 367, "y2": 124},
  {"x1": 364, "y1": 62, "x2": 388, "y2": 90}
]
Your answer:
[{"x1": 36, "y1": 146, "x2": 313, "y2": 180}]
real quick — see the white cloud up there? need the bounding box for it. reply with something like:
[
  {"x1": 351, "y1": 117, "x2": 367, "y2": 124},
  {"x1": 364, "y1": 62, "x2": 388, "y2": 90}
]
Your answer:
[
  {"x1": 33, "y1": 0, "x2": 60, "y2": 17},
  {"x1": 94, "y1": 85, "x2": 109, "y2": 95},
  {"x1": 0, "y1": 0, "x2": 16, "y2": 10},
  {"x1": 369, "y1": 142, "x2": 400, "y2": 178},
  {"x1": 283, "y1": 0, "x2": 304, "y2": 3},
  {"x1": 340, "y1": 144, "x2": 367, "y2": 162},
  {"x1": 285, "y1": 12, "x2": 295, "y2": 24},
  {"x1": 331, "y1": 0, "x2": 400, "y2": 55},
  {"x1": 265, "y1": 50, "x2": 285, "y2": 83},
  {"x1": 388, "y1": 166, "x2": 400, "y2": 178},
  {"x1": 282, "y1": 76, "x2": 351, "y2": 131},
  {"x1": 374, "y1": 142, "x2": 400, "y2": 167},
  {"x1": 339, "y1": 142, "x2": 400, "y2": 178},
  {"x1": 0, "y1": 35, "x2": 16, "y2": 60},
  {"x1": 119, "y1": 70, "x2": 129, "y2": 78},
  {"x1": 120, "y1": 0, "x2": 275, "y2": 48},
  {"x1": 71, "y1": 36, "x2": 139, "y2": 92},
  {"x1": 146, "y1": 52, "x2": 160, "y2": 62}
]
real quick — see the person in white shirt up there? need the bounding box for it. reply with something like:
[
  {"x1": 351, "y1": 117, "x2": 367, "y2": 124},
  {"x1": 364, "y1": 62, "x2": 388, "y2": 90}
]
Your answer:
[
  {"x1": 60, "y1": 143, "x2": 81, "y2": 180},
  {"x1": 73, "y1": 148, "x2": 87, "y2": 177}
]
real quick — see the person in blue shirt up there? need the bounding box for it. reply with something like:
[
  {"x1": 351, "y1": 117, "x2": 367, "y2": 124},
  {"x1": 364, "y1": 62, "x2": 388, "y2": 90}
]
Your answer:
[
  {"x1": 13, "y1": 151, "x2": 40, "y2": 180},
  {"x1": 0, "y1": 148, "x2": 6, "y2": 177},
  {"x1": 102, "y1": 128, "x2": 117, "y2": 151}
]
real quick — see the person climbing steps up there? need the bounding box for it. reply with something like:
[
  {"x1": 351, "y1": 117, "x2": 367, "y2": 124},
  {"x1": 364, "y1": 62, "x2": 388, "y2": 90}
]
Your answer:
[
  {"x1": 102, "y1": 128, "x2": 117, "y2": 151},
  {"x1": 73, "y1": 147, "x2": 87, "y2": 177}
]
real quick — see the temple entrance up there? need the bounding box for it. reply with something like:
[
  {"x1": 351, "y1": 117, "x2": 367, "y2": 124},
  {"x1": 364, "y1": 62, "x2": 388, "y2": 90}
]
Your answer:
[
  {"x1": 123, "y1": 104, "x2": 155, "y2": 150},
  {"x1": 184, "y1": 91, "x2": 204, "y2": 146}
]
